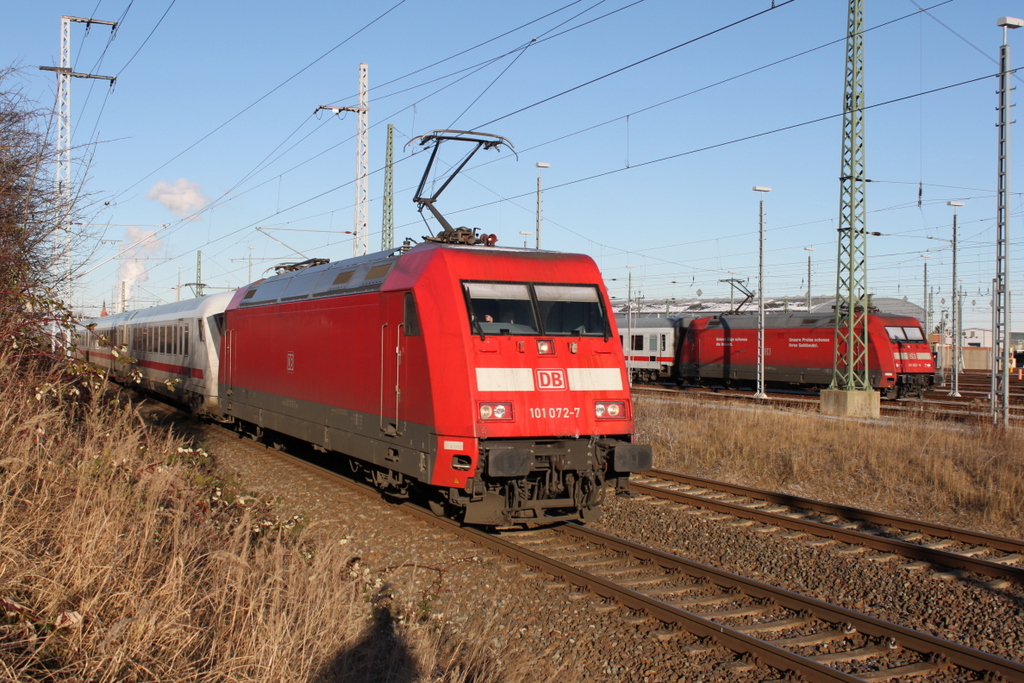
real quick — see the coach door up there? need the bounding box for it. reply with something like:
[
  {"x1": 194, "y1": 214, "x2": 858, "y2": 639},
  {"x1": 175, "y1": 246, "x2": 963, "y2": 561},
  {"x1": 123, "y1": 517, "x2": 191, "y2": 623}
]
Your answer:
[{"x1": 222, "y1": 326, "x2": 235, "y2": 396}]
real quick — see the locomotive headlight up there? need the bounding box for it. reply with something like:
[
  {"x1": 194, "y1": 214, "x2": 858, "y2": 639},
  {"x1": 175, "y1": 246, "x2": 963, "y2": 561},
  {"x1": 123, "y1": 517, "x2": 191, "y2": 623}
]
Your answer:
[
  {"x1": 479, "y1": 402, "x2": 513, "y2": 421},
  {"x1": 536, "y1": 340, "x2": 554, "y2": 355},
  {"x1": 594, "y1": 401, "x2": 626, "y2": 419}
]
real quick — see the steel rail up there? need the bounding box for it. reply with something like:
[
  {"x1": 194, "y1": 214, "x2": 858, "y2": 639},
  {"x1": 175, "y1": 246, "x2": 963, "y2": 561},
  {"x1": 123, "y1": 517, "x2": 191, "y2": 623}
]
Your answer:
[
  {"x1": 552, "y1": 523, "x2": 1024, "y2": 683},
  {"x1": 643, "y1": 469, "x2": 1024, "y2": 555},
  {"x1": 632, "y1": 479, "x2": 1024, "y2": 586}
]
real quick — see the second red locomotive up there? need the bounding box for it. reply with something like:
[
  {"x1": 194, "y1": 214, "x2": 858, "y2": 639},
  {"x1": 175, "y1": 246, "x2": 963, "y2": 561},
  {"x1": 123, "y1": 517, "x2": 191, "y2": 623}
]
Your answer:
[{"x1": 619, "y1": 312, "x2": 935, "y2": 398}]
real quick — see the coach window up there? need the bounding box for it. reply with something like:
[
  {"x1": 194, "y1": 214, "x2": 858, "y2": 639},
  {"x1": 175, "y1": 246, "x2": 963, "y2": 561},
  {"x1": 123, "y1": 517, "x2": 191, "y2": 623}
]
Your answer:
[
  {"x1": 534, "y1": 284, "x2": 607, "y2": 336},
  {"x1": 403, "y1": 292, "x2": 421, "y2": 336},
  {"x1": 183, "y1": 325, "x2": 189, "y2": 356},
  {"x1": 631, "y1": 335, "x2": 643, "y2": 351},
  {"x1": 661, "y1": 334, "x2": 667, "y2": 352},
  {"x1": 648, "y1": 335, "x2": 657, "y2": 351},
  {"x1": 463, "y1": 282, "x2": 538, "y2": 335}
]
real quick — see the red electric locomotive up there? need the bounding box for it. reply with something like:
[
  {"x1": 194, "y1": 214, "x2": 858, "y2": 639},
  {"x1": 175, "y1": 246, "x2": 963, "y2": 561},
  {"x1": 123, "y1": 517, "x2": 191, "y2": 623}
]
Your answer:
[
  {"x1": 219, "y1": 241, "x2": 648, "y2": 525},
  {"x1": 678, "y1": 312, "x2": 935, "y2": 398}
]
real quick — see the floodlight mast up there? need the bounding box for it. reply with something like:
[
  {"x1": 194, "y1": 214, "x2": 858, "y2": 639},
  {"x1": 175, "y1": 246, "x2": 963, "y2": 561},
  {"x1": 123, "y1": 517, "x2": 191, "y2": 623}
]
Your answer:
[{"x1": 407, "y1": 130, "x2": 515, "y2": 243}]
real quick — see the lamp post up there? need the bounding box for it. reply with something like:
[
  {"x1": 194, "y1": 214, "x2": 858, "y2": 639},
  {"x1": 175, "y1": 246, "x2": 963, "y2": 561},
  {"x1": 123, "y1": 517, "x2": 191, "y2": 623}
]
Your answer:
[
  {"x1": 535, "y1": 162, "x2": 550, "y2": 250},
  {"x1": 921, "y1": 253, "x2": 932, "y2": 343},
  {"x1": 948, "y1": 201, "x2": 964, "y2": 397},
  {"x1": 804, "y1": 247, "x2": 815, "y2": 311},
  {"x1": 518, "y1": 231, "x2": 533, "y2": 248},
  {"x1": 753, "y1": 186, "x2": 771, "y2": 400}
]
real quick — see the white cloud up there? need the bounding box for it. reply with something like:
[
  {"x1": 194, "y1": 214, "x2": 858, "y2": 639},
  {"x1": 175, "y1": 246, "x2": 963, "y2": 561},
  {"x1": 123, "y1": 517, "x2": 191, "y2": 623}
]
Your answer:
[{"x1": 147, "y1": 178, "x2": 210, "y2": 220}]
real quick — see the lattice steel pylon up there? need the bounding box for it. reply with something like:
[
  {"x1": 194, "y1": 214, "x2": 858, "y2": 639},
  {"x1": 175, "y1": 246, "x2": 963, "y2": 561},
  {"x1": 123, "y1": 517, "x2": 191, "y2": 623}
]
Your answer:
[
  {"x1": 381, "y1": 123, "x2": 394, "y2": 250},
  {"x1": 353, "y1": 63, "x2": 369, "y2": 256},
  {"x1": 831, "y1": 0, "x2": 871, "y2": 391},
  {"x1": 316, "y1": 63, "x2": 369, "y2": 257},
  {"x1": 39, "y1": 15, "x2": 117, "y2": 303}
]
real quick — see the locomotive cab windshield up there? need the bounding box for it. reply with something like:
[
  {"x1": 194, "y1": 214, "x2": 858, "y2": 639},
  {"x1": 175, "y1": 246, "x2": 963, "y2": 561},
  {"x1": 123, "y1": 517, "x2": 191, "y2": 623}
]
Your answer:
[
  {"x1": 885, "y1": 326, "x2": 927, "y2": 343},
  {"x1": 463, "y1": 281, "x2": 609, "y2": 337}
]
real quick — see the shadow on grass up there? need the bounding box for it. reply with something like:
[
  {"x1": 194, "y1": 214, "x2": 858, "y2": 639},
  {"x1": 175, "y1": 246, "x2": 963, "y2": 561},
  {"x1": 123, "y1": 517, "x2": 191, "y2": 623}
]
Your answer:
[{"x1": 310, "y1": 604, "x2": 419, "y2": 683}]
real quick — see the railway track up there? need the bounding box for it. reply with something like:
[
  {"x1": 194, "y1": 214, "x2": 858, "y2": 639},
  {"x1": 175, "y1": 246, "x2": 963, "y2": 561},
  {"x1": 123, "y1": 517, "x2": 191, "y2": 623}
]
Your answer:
[
  {"x1": 630, "y1": 470, "x2": 1024, "y2": 587},
  {"x1": 631, "y1": 382, "x2": 1024, "y2": 423},
  {"x1": 496, "y1": 523, "x2": 1024, "y2": 682},
  {"x1": 250, "y1": 441, "x2": 1024, "y2": 682}
]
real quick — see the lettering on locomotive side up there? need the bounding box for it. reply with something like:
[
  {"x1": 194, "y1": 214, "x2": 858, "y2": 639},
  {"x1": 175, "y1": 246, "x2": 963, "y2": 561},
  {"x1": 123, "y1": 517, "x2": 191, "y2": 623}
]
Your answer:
[
  {"x1": 535, "y1": 368, "x2": 567, "y2": 390},
  {"x1": 788, "y1": 336, "x2": 830, "y2": 348},
  {"x1": 714, "y1": 337, "x2": 749, "y2": 347},
  {"x1": 287, "y1": 351, "x2": 295, "y2": 373}
]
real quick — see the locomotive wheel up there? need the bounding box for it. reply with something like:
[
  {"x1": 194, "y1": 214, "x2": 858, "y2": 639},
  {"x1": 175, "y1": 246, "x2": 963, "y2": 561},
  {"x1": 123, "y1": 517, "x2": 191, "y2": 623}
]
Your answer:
[{"x1": 427, "y1": 496, "x2": 446, "y2": 517}]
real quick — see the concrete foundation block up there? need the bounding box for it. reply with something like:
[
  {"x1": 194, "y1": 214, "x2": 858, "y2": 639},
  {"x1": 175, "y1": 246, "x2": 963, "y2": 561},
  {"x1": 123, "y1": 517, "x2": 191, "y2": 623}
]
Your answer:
[{"x1": 819, "y1": 389, "x2": 880, "y2": 418}]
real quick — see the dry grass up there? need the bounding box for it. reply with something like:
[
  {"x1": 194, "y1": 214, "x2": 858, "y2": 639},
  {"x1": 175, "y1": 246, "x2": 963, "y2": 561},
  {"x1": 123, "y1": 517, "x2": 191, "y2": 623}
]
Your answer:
[
  {"x1": 0, "y1": 350, "x2": 560, "y2": 683},
  {"x1": 635, "y1": 395, "x2": 1024, "y2": 539}
]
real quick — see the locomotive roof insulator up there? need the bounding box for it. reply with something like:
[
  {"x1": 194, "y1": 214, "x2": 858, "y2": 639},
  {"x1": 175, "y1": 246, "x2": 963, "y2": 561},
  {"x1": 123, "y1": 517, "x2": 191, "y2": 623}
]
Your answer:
[{"x1": 407, "y1": 130, "x2": 515, "y2": 245}]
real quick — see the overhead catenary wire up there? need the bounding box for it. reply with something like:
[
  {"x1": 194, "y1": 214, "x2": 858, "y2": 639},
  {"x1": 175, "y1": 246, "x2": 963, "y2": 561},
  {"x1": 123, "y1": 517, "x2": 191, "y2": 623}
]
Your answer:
[{"x1": 107, "y1": 0, "x2": 412, "y2": 204}]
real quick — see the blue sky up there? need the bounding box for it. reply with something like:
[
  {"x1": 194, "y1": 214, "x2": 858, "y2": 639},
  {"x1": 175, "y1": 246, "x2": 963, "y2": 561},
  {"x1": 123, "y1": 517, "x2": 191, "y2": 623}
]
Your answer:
[{"x1": 5, "y1": 0, "x2": 1024, "y2": 330}]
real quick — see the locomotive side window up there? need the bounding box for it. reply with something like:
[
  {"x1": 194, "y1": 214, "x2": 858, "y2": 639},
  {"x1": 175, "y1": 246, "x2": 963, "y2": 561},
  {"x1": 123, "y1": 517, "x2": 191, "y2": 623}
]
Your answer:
[
  {"x1": 463, "y1": 282, "x2": 538, "y2": 335},
  {"x1": 534, "y1": 284, "x2": 606, "y2": 336},
  {"x1": 403, "y1": 292, "x2": 422, "y2": 336}
]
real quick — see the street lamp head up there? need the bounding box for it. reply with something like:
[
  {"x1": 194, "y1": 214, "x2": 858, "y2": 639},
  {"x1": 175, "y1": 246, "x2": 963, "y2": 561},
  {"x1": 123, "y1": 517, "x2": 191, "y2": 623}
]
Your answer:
[
  {"x1": 998, "y1": 16, "x2": 1024, "y2": 28},
  {"x1": 752, "y1": 186, "x2": 771, "y2": 193},
  {"x1": 536, "y1": 162, "x2": 550, "y2": 169},
  {"x1": 804, "y1": 246, "x2": 816, "y2": 252},
  {"x1": 947, "y1": 201, "x2": 965, "y2": 207}
]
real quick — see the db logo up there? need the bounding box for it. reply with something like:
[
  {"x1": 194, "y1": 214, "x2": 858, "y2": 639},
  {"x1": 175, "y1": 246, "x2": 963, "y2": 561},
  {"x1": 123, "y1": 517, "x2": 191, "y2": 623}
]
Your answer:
[{"x1": 536, "y1": 369, "x2": 567, "y2": 390}]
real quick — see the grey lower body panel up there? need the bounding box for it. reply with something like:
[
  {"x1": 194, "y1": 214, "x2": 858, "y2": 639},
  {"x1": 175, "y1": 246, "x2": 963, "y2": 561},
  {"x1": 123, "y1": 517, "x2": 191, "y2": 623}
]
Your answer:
[{"x1": 220, "y1": 383, "x2": 437, "y2": 483}]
